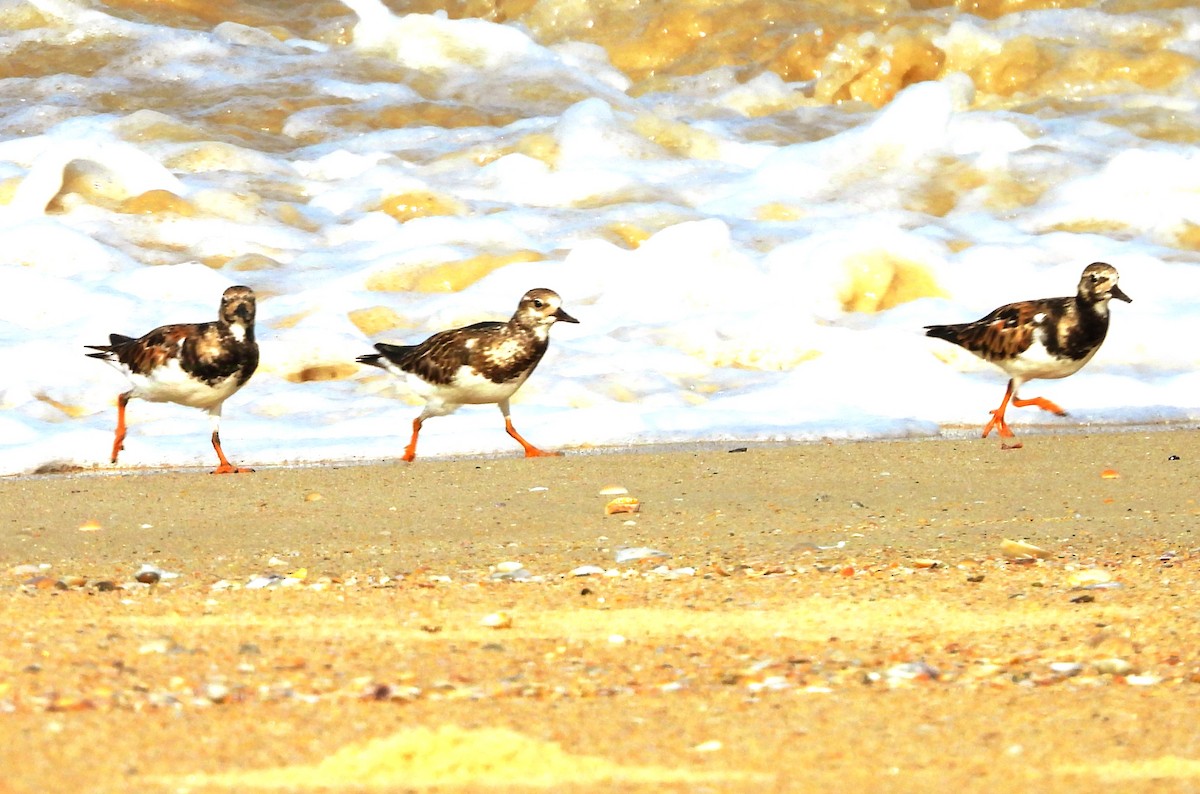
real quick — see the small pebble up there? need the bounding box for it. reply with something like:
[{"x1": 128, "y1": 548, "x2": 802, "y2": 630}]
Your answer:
[
  {"x1": 1095, "y1": 658, "x2": 1134, "y2": 676},
  {"x1": 481, "y1": 612, "x2": 513, "y2": 629}
]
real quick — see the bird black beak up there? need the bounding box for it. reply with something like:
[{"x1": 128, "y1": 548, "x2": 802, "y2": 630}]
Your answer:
[
  {"x1": 1111, "y1": 285, "x2": 1132, "y2": 303},
  {"x1": 555, "y1": 308, "x2": 580, "y2": 323}
]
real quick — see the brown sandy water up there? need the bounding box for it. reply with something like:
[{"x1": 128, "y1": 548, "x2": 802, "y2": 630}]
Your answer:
[{"x1": 3, "y1": 431, "x2": 1200, "y2": 791}]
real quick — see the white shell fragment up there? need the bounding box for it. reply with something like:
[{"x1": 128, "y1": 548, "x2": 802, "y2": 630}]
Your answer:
[
  {"x1": 1001, "y1": 538, "x2": 1052, "y2": 560},
  {"x1": 615, "y1": 547, "x2": 669, "y2": 563}
]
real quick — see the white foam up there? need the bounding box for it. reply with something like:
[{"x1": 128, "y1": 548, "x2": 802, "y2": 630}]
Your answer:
[{"x1": 0, "y1": 4, "x2": 1197, "y2": 475}]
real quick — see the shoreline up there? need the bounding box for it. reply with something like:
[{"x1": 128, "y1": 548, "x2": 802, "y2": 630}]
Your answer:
[{"x1": 9, "y1": 416, "x2": 1196, "y2": 480}]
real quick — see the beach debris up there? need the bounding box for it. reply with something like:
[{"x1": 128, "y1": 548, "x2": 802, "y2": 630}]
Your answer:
[
  {"x1": 883, "y1": 661, "x2": 939, "y2": 686},
  {"x1": 304, "y1": 492, "x2": 323, "y2": 502},
  {"x1": 203, "y1": 682, "x2": 233, "y2": 704},
  {"x1": 605, "y1": 496, "x2": 641, "y2": 515},
  {"x1": 1125, "y1": 674, "x2": 1161, "y2": 686},
  {"x1": 8, "y1": 563, "x2": 46, "y2": 577},
  {"x1": 1095, "y1": 658, "x2": 1134, "y2": 676},
  {"x1": 692, "y1": 740, "x2": 723, "y2": 753},
  {"x1": 78, "y1": 520, "x2": 102, "y2": 532},
  {"x1": 911, "y1": 558, "x2": 943, "y2": 569},
  {"x1": 1067, "y1": 568, "x2": 1112, "y2": 588},
  {"x1": 1001, "y1": 538, "x2": 1051, "y2": 560},
  {"x1": 570, "y1": 565, "x2": 606, "y2": 577},
  {"x1": 135, "y1": 564, "x2": 179, "y2": 584},
  {"x1": 614, "y1": 546, "x2": 668, "y2": 564},
  {"x1": 607, "y1": 634, "x2": 627, "y2": 645},
  {"x1": 480, "y1": 611, "x2": 513, "y2": 629},
  {"x1": 1099, "y1": 468, "x2": 1120, "y2": 479},
  {"x1": 598, "y1": 485, "x2": 628, "y2": 496},
  {"x1": 1048, "y1": 662, "x2": 1084, "y2": 677},
  {"x1": 490, "y1": 561, "x2": 533, "y2": 581},
  {"x1": 528, "y1": 485, "x2": 548, "y2": 492},
  {"x1": 649, "y1": 565, "x2": 695, "y2": 578}
]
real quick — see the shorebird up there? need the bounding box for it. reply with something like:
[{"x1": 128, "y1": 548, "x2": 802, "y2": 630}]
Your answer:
[
  {"x1": 357, "y1": 288, "x2": 578, "y2": 461},
  {"x1": 86, "y1": 285, "x2": 259, "y2": 473},
  {"x1": 924, "y1": 262, "x2": 1130, "y2": 449}
]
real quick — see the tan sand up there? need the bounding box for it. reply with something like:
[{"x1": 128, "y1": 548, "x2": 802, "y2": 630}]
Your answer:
[{"x1": 2, "y1": 430, "x2": 1199, "y2": 792}]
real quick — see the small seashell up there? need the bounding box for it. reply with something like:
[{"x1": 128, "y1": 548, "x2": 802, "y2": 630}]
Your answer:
[
  {"x1": 1095, "y1": 658, "x2": 1134, "y2": 676},
  {"x1": 1049, "y1": 662, "x2": 1084, "y2": 676},
  {"x1": 607, "y1": 634, "x2": 627, "y2": 645},
  {"x1": 203, "y1": 683, "x2": 231, "y2": 703},
  {"x1": 570, "y1": 565, "x2": 605, "y2": 577},
  {"x1": 490, "y1": 566, "x2": 532, "y2": 581},
  {"x1": 605, "y1": 496, "x2": 640, "y2": 515},
  {"x1": 481, "y1": 611, "x2": 512, "y2": 629},
  {"x1": 1099, "y1": 468, "x2": 1120, "y2": 479},
  {"x1": 304, "y1": 492, "x2": 323, "y2": 502},
  {"x1": 614, "y1": 546, "x2": 668, "y2": 563},
  {"x1": 599, "y1": 485, "x2": 628, "y2": 496},
  {"x1": 495, "y1": 561, "x2": 524, "y2": 573},
  {"x1": 1001, "y1": 538, "x2": 1051, "y2": 560},
  {"x1": 1067, "y1": 569, "x2": 1112, "y2": 588},
  {"x1": 1125, "y1": 674, "x2": 1160, "y2": 686},
  {"x1": 78, "y1": 521, "x2": 102, "y2": 532},
  {"x1": 911, "y1": 558, "x2": 943, "y2": 569},
  {"x1": 692, "y1": 740, "x2": 723, "y2": 753}
]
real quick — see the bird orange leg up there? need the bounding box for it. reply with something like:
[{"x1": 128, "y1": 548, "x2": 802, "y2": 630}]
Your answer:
[
  {"x1": 1012, "y1": 395, "x2": 1066, "y2": 416},
  {"x1": 110, "y1": 392, "x2": 130, "y2": 464},
  {"x1": 210, "y1": 430, "x2": 252, "y2": 474},
  {"x1": 505, "y1": 416, "x2": 560, "y2": 458},
  {"x1": 402, "y1": 417, "x2": 423, "y2": 462},
  {"x1": 981, "y1": 380, "x2": 1023, "y2": 450}
]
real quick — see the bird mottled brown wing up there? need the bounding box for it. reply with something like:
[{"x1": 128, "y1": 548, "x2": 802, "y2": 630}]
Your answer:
[
  {"x1": 367, "y1": 320, "x2": 549, "y2": 386},
  {"x1": 86, "y1": 322, "x2": 259, "y2": 386},
  {"x1": 86, "y1": 326, "x2": 194, "y2": 374},
  {"x1": 369, "y1": 322, "x2": 504, "y2": 386},
  {"x1": 925, "y1": 300, "x2": 1056, "y2": 363}
]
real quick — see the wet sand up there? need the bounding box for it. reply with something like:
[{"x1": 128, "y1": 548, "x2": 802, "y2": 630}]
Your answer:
[{"x1": 2, "y1": 430, "x2": 1199, "y2": 792}]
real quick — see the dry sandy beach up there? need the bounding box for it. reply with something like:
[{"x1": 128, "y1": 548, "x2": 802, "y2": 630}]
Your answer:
[{"x1": 2, "y1": 430, "x2": 1199, "y2": 792}]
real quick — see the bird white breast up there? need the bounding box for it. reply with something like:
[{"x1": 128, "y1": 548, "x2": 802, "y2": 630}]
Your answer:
[
  {"x1": 400, "y1": 364, "x2": 529, "y2": 410},
  {"x1": 122, "y1": 358, "x2": 247, "y2": 410},
  {"x1": 1001, "y1": 334, "x2": 1099, "y2": 381}
]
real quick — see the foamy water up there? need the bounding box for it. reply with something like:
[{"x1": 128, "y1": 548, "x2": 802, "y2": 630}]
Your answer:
[{"x1": 1, "y1": 0, "x2": 1199, "y2": 475}]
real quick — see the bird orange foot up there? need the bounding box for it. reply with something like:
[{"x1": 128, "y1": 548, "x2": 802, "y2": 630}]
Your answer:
[
  {"x1": 1012, "y1": 395, "x2": 1067, "y2": 416},
  {"x1": 211, "y1": 463, "x2": 254, "y2": 475},
  {"x1": 982, "y1": 409, "x2": 1023, "y2": 450},
  {"x1": 505, "y1": 418, "x2": 561, "y2": 458},
  {"x1": 210, "y1": 431, "x2": 252, "y2": 474}
]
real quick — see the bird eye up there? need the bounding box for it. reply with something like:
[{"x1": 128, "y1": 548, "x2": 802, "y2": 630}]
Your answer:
[{"x1": 533, "y1": 299, "x2": 544, "y2": 308}]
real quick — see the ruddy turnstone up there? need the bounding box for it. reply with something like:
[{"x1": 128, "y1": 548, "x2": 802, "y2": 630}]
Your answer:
[
  {"x1": 356, "y1": 288, "x2": 578, "y2": 461},
  {"x1": 925, "y1": 262, "x2": 1130, "y2": 449},
  {"x1": 85, "y1": 285, "x2": 259, "y2": 473}
]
